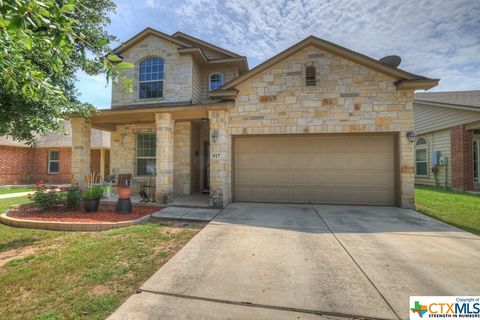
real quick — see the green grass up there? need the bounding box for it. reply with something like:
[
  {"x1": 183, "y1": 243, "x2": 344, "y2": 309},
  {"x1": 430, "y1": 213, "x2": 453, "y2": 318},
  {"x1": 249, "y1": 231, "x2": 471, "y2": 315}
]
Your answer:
[
  {"x1": 415, "y1": 186, "x2": 480, "y2": 235},
  {"x1": 0, "y1": 196, "x2": 201, "y2": 319},
  {"x1": 0, "y1": 187, "x2": 34, "y2": 195}
]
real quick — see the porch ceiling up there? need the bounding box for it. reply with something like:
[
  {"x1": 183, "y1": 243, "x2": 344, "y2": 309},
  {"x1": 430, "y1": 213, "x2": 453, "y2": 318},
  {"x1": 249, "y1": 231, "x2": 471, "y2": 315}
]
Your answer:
[{"x1": 83, "y1": 102, "x2": 233, "y2": 131}]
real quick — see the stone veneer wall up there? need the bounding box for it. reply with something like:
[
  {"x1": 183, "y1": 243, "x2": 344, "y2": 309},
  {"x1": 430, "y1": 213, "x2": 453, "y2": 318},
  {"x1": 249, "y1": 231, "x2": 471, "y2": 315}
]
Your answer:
[
  {"x1": 228, "y1": 45, "x2": 415, "y2": 208},
  {"x1": 112, "y1": 35, "x2": 193, "y2": 107},
  {"x1": 173, "y1": 122, "x2": 192, "y2": 196}
]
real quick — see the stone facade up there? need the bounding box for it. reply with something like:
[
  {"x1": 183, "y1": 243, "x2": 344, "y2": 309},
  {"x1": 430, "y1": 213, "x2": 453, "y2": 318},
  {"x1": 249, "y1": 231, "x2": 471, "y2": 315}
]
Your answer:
[
  {"x1": 112, "y1": 35, "x2": 194, "y2": 107},
  {"x1": 174, "y1": 122, "x2": 192, "y2": 196},
  {"x1": 155, "y1": 113, "x2": 174, "y2": 203},
  {"x1": 228, "y1": 45, "x2": 415, "y2": 208},
  {"x1": 209, "y1": 110, "x2": 232, "y2": 208},
  {"x1": 71, "y1": 118, "x2": 91, "y2": 187}
]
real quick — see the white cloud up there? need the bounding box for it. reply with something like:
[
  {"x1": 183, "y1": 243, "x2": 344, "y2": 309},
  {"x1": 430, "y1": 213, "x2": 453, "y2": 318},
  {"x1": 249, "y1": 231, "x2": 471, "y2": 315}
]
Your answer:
[{"x1": 174, "y1": 0, "x2": 480, "y2": 91}]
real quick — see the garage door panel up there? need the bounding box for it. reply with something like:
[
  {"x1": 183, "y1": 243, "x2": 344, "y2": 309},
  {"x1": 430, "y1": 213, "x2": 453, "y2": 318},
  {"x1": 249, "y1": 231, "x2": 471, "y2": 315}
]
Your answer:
[{"x1": 234, "y1": 135, "x2": 396, "y2": 206}]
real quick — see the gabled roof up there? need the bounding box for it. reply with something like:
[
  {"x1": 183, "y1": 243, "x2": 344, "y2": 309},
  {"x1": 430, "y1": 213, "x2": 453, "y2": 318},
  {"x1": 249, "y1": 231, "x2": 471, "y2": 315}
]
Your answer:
[
  {"x1": 172, "y1": 31, "x2": 243, "y2": 58},
  {"x1": 414, "y1": 91, "x2": 480, "y2": 111},
  {"x1": 112, "y1": 28, "x2": 190, "y2": 54},
  {"x1": 219, "y1": 35, "x2": 438, "y2": 91}
]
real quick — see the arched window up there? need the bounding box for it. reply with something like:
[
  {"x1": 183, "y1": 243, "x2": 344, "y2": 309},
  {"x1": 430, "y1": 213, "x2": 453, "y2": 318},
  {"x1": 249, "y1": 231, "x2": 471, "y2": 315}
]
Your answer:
[
  {"x1": 209, "y1": 73, "x2": 224, "y2": 91},
  {"x1": 305, "y1": 66, "x2": 316, "y2": 86},
  {"x1": 139, "y1": 58, "x2": 164, "y2": 99},
  {"x1": 415, "y1": 137, "x2": 428, "y2": 176}
]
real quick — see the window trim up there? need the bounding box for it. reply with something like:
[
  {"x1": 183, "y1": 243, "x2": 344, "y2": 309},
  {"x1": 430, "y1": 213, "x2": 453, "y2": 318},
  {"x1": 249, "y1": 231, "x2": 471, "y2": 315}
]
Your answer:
[
  {"x1": 415, "y1": 137, "x2": 428, "y2": 177},
  {"x1": 135, "y1": 132, "x2": 156, "y2": 176},
  {"x1": 474, "y1": 139, "x2": 479, "y2": 182},
  {"x1": 48, "y1": 149, "x2": 60, "y2": 174},
  {"x1": 209, "y1": 72, "x2": 224, "y2": 91},
  {"x1": 139, "y1": 57, "x2": 164, "y2": 99}
]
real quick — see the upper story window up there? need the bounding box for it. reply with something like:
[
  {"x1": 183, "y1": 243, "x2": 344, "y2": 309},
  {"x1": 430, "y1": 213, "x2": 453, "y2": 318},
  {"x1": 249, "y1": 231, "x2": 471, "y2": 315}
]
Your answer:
[
  {"x1": 48, "y1": 150, "x2": 60, "y2": 173},
  {"x1": 139, "y1": 58, "x2": 164, "y2": 99},
  {"x1": 305, "y1": 66, "x2": 316, "y2": 86},
  {"x1": 415, "y1": 137, "x2": 428, "y2": 177},
  {"x1": 209, "y1": 73, "x2": 224, "y2": 91}
]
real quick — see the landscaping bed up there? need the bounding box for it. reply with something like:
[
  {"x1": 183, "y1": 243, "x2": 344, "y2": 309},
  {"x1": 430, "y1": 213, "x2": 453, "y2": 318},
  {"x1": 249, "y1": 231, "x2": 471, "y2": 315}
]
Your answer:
[{"x1": 7, "y1": 203, "x2": 161, "y2": 223}]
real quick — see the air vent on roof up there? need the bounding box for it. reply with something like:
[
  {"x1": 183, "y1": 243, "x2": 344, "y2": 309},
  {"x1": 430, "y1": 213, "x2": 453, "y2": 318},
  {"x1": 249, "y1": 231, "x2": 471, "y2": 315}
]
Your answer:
[{"x1": 379, "y1": 55, "x2": 401, "y2": 68}]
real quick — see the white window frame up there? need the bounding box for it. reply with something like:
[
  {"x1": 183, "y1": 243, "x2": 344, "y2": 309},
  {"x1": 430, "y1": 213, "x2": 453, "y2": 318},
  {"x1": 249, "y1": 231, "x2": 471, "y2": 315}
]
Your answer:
[
  {"x1": 48, "y1": 150, "x2": 60, "y2": 174},
  {"x1": 136, "y1": 133, "x2": 156, "y2": 176},
  {"x1": 474, "y1": 139, "x2": 479, "y2": 182},
  {"x1": 415, "y1": 137, "x2": 428, "y2": 177},
  {"x1": 139, "y1": 57, "x2": 164, "y2": 99},
  {"x1": 209, "y1": 72, "x2": 224, "y2": 91}
]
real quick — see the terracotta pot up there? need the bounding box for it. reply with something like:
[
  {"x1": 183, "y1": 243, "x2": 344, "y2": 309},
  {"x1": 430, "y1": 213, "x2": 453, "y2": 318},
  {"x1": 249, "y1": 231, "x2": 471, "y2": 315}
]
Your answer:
[
  {"x1": 118, "y1": 187, "x2": 132, "y2": 200},
  {"x1": 83, "y1": 199, "x2": 100, "y2": 212}
]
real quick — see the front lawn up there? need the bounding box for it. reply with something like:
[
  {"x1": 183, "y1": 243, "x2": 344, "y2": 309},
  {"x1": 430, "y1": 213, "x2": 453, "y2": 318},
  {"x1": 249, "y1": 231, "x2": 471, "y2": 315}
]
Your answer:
[
  {"x1": 0, "y1": 196, "x2": 202, "y2": 319},
  {"x1": 415, "y1": 186, "x2": 480, "y2": 235},
  {"x1": 0, "y1": 187, "x2": 34, "y2": 195}
]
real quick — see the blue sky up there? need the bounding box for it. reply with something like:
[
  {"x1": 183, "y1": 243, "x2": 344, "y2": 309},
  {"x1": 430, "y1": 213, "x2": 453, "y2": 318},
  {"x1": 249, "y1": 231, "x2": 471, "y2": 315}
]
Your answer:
[{"x1": 77, "y1": 0, "x2": 480, "y2": 109}]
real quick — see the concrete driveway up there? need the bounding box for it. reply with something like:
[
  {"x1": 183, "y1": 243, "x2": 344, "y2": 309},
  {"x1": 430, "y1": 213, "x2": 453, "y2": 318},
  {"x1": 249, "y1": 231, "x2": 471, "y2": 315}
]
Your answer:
[{"x1": 109, "y1": 203, "x2": 480, "y2": 320}]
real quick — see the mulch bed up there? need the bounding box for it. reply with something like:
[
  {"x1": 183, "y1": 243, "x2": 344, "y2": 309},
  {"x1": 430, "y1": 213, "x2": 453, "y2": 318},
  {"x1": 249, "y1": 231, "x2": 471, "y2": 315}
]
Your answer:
[{"x1": 8, "y1": 204, "x2": 162, "y2": 223}]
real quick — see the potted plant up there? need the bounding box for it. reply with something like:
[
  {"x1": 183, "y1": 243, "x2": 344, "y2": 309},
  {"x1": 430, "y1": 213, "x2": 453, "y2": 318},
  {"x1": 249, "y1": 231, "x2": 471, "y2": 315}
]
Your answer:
[
  {"x1": 117, "y1": 174, "x2": 132, "y2": 200},
  {"x1": 82, "y1": 185, "x2": 103, "y2": 212},
  {"x1": 81, "y1": 172, "x2": 103, "y2": 212}
]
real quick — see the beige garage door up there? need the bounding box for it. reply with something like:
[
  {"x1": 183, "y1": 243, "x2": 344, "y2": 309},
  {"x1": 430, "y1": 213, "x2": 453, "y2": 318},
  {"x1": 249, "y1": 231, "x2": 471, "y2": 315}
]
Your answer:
[{"x1": 233, "y1": 135, "x2": 397, "y2": 206}]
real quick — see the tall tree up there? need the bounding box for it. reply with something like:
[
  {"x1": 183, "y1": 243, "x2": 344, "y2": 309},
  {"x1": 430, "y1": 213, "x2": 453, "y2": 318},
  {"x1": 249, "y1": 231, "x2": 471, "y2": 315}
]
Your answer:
[{"x1": 0, "y1": 0, "x2": 131, "y2": 145}]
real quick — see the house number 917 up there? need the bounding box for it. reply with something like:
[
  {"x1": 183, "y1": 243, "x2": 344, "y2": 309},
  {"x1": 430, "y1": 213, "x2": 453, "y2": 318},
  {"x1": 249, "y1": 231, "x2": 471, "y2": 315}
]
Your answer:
[{"x1": 212, "y1": 153, "x2": 221, "y2": 159}]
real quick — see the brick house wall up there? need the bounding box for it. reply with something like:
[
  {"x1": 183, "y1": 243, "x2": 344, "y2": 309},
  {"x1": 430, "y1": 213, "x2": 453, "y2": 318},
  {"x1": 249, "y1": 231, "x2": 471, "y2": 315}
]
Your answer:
[
  {"x1": 451, "y1": 124, "x2": 473, "y2": 191},
  {"x1": 0, "y1": 147, "x2": 105, "y2": 185},
  {"x1": 0, "y1": 146, "x2": 35, "y2": 184}
]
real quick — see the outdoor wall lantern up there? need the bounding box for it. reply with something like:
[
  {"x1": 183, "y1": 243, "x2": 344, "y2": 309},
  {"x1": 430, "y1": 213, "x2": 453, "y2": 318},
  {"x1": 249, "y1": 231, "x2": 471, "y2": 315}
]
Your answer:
[
  {"x1": 406, "y1": 130, "x2": 416, "y2": 143},
  {"x1": 211, "y1": 129, "x2": 219, "y2": 144}
]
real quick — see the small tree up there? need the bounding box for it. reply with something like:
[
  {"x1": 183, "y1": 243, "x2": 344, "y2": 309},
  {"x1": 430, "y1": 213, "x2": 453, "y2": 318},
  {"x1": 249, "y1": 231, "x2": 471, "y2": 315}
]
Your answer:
[{"x1": 0, "y1": 0, "x2": 133, "y2": 145}]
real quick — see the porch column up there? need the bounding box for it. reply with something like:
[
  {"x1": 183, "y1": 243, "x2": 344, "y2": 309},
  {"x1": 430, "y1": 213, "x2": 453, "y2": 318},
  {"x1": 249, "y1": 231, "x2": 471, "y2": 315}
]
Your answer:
[
  {"x1": 99, "y1": 148, "x2": 106, "y2": 180},
  {"x1": 71, "y1": 117, "x2": 91, "y2": 187},
  {"x1": 155, "y1": 113, "x2": 174, "y2": 203},
  {"x1": 174, "y1": 122, "x2": 192, "y2": 196},
  {"x1": 451, "y1": 124, "x2": 473, "y2": 191},
  {"x1": 208, "y1": 110, "x2": 231, "y2": 208}
]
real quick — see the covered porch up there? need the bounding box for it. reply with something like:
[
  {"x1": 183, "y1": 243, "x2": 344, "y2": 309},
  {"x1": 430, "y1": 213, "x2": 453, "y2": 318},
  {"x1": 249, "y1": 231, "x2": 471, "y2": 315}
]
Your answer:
[{"x1": 71, "y1": 102, "x2": 234, "y2": 208}]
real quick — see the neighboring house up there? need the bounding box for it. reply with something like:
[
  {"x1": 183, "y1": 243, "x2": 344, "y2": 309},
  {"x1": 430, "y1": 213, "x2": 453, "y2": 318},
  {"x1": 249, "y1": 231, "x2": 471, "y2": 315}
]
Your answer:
[
  {"x1": 0, "y1": 121, "x2": 110, "y2": 185},
  {"x1": 70, "y1": 27, "x2": 438, "y2": 208},
  {"x1": 413, "y1": 91, "x2": 480, "y2": 191}
]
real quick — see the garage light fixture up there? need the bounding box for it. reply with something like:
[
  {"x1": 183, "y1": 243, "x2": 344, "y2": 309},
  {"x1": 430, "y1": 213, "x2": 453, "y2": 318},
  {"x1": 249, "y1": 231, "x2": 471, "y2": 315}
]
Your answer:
[
  {"x1": 406, "y1": 131, "x2": 416, "y2": 143},
  {"x1": 211, "y1": 129, "x2": 219, "y2": 143}
]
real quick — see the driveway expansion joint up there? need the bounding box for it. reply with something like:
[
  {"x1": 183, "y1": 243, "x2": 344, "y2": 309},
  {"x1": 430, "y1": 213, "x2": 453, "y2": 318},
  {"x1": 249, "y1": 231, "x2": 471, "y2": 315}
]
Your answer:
[
  {"x1": 311, "y1": 206, "x2": 401, "y2": 320},
  {"x1": 139, "y1": 288, "x2": 391, "y2": 320}
]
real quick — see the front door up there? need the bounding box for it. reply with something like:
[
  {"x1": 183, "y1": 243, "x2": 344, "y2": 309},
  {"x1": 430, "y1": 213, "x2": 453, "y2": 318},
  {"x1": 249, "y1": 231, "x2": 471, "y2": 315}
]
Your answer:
[{"x1": 203, "y1": 141, "x2": 210, "y2": 193}]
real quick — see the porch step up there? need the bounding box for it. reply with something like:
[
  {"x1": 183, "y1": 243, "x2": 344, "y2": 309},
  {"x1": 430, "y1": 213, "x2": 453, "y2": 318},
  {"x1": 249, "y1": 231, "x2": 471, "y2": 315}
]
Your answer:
[
  {"x1": 152, "y1": 207, "x2": 220, "y2": 222},
  {"x1": 168, "y1": 203, "x2": 210, "y2": 209}
]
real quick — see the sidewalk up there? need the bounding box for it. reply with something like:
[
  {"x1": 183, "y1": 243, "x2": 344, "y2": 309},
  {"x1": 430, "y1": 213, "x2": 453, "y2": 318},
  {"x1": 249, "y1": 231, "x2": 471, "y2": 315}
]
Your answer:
[{"x1": 0, "y1": 191, "x2": 33, "y2": 200}]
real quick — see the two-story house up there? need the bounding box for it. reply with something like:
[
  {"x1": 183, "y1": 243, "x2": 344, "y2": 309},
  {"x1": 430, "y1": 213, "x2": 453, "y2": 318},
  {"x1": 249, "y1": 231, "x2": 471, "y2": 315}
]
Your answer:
[{"x1": 70, "y1": 28, "x2": 438, "y2": 208}]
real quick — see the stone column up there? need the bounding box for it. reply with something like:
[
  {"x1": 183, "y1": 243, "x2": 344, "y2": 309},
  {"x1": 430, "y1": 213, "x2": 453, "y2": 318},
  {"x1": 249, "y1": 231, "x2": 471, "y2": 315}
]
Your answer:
[
  {"x1": 99, "y1": 148, "x2": 106, "y2": 180},
  {"x1": 208, "y1": 110, "x2": 231, "y2": 208},
  {"x1": 451, "y1": 124, "x2": 473, "y2": 191},
  {"x1": 174, "y1": 122, "x2": 192, "y2": 196},
  {"x1": 155, "y1": 113, "x2": 174, "y2": 203},
  {"x1": 71, "y1": 117, "x2": 91, "y2": 187}
]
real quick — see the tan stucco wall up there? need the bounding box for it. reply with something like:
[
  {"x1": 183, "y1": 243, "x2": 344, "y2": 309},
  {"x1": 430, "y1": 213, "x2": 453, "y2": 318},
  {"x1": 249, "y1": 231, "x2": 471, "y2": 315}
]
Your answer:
[
  {"x1": 112, "y1": 35, "x2": 194, "y2": 107},
  {"x1": 228, "y1": 45, "x2": 415, "y2": 207}
]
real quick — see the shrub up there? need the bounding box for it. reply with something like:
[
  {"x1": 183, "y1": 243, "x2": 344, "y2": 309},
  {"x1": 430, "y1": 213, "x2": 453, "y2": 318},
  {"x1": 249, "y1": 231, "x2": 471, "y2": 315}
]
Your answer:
[
  {"x1": 81, "y1": 185, "x2": 104, "y2": 201},
  {"x1": 65, "y1": 187, "x2": 81, "y2": 210},
  {"x1": 32, "y1": 185, "x2": 65, "y2": 211}
]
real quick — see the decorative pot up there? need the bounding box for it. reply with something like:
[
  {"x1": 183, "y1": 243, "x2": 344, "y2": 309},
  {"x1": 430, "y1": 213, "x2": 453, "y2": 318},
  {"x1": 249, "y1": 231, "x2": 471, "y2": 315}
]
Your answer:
[
  {"x1": 118, "y1": 187, "x2": 132, "y2": 200},
  {"x1": 83, "y1": 199, "x2": 100, "y2": 212}
]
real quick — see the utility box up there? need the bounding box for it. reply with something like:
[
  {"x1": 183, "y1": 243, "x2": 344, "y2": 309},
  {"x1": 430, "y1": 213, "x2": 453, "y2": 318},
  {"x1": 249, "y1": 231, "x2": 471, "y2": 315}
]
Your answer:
[
  {"x1": 432, "y1": 150, "x2": 441, "y2": 166},
  {"x1": 439, "y1": 156, "x2": 448, "y2": 165}
]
